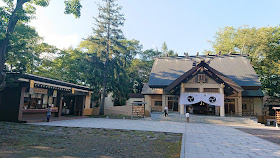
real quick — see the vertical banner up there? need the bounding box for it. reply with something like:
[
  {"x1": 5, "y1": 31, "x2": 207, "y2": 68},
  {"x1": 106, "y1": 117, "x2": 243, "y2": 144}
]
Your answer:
[
  {"x1": 29, "y1": 80, "x2": 34, "y2": 94},
  {"x1": 30, "y1": 80, "x2": 34, "y2": 88},
  {"x1": 72, "y1": 88, "x2": 75, "y2": 94}
]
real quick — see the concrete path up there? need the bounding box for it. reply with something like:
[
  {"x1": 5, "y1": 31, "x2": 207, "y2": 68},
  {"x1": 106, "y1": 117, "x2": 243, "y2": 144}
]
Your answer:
[
  {"x1": 150, "y1": 112, "x2": 268, "y2": 128},
  {"x1": 30, "y1": 118, "x2": 280, "y2": 158}
]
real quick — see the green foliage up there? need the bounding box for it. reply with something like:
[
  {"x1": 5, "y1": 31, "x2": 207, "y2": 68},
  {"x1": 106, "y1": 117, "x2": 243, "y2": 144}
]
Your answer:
[
  {"x1": 138, "y1": 49, "x2": 162, "y2": 83},
  {"x1": 162, "y1": 41, "x2": 168, "y2": 55},
  {"x1": 89, "y1": 0, "x2": 126, "y2": 108},
  {"x1": 210, "y1": 26, "x2": 280, "y2": 100},
  {"x1": 5, "y1": 22, "x2": 57, "y2": 73},
  {"x1": 64, "y1": 0, "x2": 82, "y2": 18},
  {"x1": 32, "y1": 0, "x2": 50, "y2": 7},
  {"x1": 161, "y1": 41, "x2": 175, "y2": 56},
  {"x1": 0, "y1": 0, "x2": 82, "y2": 90}
]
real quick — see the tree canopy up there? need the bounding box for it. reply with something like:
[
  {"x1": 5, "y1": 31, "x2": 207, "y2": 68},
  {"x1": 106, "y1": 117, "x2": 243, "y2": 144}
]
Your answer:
[
  {"x1": 210, "y1": 26, "x2": 280, "y2": 101},
  {"x1": 0, "y1": 0, "x2": 82, "y2": 90}
]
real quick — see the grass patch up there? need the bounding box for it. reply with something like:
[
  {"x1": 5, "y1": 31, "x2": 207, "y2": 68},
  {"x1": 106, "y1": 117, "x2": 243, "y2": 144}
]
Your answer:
[{"x1": 0, "y1": 122, "x2": 182, "y2": 158}]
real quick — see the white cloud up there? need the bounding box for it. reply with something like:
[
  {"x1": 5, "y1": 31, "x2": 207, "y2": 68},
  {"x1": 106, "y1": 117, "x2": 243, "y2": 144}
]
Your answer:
[
  {"x1": 29, "y1": 6, "x2": 81, "y2": 50},
  {"x1": 43, "y1": 33, "x2": 80, "y2": 50}
]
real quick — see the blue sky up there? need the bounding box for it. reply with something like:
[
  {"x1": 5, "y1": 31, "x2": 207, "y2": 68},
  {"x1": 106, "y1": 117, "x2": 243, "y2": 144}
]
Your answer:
[{"x1": 3, "y1": 0, "x2": 280, "y2": 56}]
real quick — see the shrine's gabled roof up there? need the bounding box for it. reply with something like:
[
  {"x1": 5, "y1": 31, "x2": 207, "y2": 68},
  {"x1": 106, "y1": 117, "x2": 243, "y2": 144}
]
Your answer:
[
  {"x1": 148, "y1": 55, "x2": 261, "y2": 88},
  {"x1": 165, "y1": 60, "x2": 243, "y2": 95}
]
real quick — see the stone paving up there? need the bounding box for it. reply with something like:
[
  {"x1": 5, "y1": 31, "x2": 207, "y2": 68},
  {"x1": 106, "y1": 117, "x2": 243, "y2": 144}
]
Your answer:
[
  {"x1": 150, "y1": 112, "x2": 269, "y2": 128},
  {"x1": 30, "y1": 116, "x2": 280, "y2": 158}
]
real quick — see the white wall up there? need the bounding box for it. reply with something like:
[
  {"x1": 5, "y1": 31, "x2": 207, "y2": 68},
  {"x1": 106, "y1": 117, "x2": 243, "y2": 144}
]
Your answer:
[
  {"x1": 104, "y1": 92, "x2": 114, "y2": 107},
  {"x1": 254, "y1": 97, "x2": 263, "y2": 116}
]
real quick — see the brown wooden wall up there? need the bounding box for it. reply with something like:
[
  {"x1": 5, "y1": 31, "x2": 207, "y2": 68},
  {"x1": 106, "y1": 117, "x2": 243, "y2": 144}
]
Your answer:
[{"x1": 0, "y1": 87, "x2": 22, "y2": 122}]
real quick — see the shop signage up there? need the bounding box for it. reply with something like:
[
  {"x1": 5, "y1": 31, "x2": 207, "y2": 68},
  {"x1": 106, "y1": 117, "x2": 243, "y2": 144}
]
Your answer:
[
  {"x1": 34, "y1": 83, "x2": 71, "y2": 92},
  {"x1": 33, "y1": 87, "x2": 48, "y2": 94},
  {"x1": 29, "y1": 88, "x2": 34, "y2": 95}
]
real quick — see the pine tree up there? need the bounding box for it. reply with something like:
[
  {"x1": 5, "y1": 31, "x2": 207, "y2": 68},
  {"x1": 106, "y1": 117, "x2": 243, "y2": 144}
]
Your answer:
[
  {"x1": 89, "y1": 0, "x2": 125, "y2": 115},
  {"x1": 161, "y1": 41, "x2": 168, "y2": 56}
]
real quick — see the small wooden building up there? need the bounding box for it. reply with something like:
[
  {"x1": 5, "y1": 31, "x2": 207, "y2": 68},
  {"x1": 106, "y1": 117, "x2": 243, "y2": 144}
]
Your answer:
[{"x1": 0, "y1": 73, "x2": 92, "y2": 122}]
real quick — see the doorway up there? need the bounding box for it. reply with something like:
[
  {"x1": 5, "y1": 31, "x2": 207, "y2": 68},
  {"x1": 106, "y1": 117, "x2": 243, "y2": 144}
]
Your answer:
[
  {"x1": 62, "y1": 95, "x2": 84, "y2": 116},
  {"x1": 190, "y1": 102, "x2": 215, "y2": 115},
  {"x1": 168, "y1": 97, "x2": 178, "y2": 111},
  {"x1": 62, "y1": 96, "x2": 75, "y2": 116},
  {"x1": 224, "y1": 98, "x2": 235, "y2": 114}
]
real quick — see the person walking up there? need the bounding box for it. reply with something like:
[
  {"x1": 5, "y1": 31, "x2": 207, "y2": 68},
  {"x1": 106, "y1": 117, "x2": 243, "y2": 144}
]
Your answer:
[
  {"x1": 164, "y1": 106, "x2": 168, "y2": 117},
  {"x1": 46, "y1": 106, "x2": 52, "y2": 122},
  {"x1": 185, "y1": 112, "x2": 190, "y2": 123}
]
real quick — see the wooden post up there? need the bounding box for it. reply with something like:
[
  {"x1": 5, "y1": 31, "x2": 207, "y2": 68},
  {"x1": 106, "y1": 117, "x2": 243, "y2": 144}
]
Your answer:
[
  {"x1": 56, "y1": 92, "x2": 63, "y2": 117},
  {"x1": 237, "y1": 92, "x2": 242, "y2": 116},
  {"x1": 219, "y1": 85, "x2": 225, "y2": 117},
  {"x1": 18, "y1": 87, "x2": 27, "y2": 121}
]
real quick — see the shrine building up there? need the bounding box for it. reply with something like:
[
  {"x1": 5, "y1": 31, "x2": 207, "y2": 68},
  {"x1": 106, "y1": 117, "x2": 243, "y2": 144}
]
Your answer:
[{"x1": 141, "y1": 54, "x2": 264, "y2": 116}]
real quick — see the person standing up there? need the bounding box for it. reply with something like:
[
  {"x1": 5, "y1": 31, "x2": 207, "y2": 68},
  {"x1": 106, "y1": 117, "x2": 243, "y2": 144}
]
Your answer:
[
  {"x1": 46, "y1": 106, "x2": 52, "y2": 122},
  {"x1": 164, "y1": 106, "x2": 168, "y2": 117}
]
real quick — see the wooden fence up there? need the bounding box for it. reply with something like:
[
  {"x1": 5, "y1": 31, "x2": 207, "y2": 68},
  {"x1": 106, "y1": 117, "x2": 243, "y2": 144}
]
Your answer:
[{"x1": 132, "y1": 105, "x2": 145, "y2": 117}]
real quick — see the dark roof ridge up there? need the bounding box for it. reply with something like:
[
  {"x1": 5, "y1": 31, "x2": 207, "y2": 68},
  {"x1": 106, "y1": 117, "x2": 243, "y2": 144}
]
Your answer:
[
  {"x1": 155, "y1": 54, "x2": 248, "y2": 59},
  {"x1": 23, "y1": 73, "x2": 90, "y2": 89},
  {"x1": 7, "y1": 72, "x2": 91, "y2": 90}
]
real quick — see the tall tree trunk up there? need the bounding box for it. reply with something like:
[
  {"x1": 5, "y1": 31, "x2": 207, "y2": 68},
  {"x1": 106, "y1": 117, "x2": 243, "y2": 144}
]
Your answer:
[
  {"x1": 99, "y1": 1, "x2": 111, "y2": 115},
  {"x1": 99, "y1": 60, "x2": 108, "y2": 115},
  {"x1": 0, "y1": 0, "x2": 30, "y2": 90},
  {"x1": 0, "y1": 37, "x2": 9, "y2": 90}
]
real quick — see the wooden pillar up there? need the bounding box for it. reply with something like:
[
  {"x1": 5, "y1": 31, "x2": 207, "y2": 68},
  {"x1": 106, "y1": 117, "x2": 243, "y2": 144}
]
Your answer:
[
  {"x1": 180, "y1": 83, "x2": 184, "y2": 115},
  {"x1": 18, "y1": 87, "x2": 27, "y2": 121},
  {"x1": 81, "y1": 95, "x2": 85, "y2": 116},
  {"x1": 144, "y1": 95, "x2": 151, "y2": 116},
  {"x1": 74, "y1": 96, "x2": 77, "y2": 116},
  {"x1": 219, "y1": 85, "x2": 225, "y2": 117},
  {"x1": 56, "y1": 92, "x2": 63, "y2": 117},
  {"x1": 180, "y1": 104, "x2": 184, "y2": 114},
  {"x1": 237, "y1": 92, "x2": 242, "y2": 116},
  {"x1": 162, "y1": 94, "x2": 166, "y2": 112},
  {"x1": 235, "y1": 97, "x2": 238, "y2": 114}
]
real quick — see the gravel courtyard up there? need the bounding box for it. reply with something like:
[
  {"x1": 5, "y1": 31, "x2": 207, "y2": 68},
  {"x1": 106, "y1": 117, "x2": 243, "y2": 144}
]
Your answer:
[{"x1": 237, "y1": 128, "x2": 280, "y2": 145}]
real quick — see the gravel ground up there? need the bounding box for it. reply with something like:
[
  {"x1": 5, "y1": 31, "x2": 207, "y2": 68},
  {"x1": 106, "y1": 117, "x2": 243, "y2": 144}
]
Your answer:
[
  {"x1": 237, "y1": 128, "x2": 280, "y2": 145},
  {"x1": 0, "y1": 122, "x2": 182, "y2": 158}
]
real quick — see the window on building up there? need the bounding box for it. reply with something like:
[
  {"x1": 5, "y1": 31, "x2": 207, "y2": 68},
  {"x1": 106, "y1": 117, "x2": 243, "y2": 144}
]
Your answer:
[
  {"x1": 168, "y1": 97, "x2": 178, "y2": 101},
  {"x1": 154, "y1": 101, "x2": 162, "y2": 106},
  {"x1": 224, "y1": 99, "x2": 235, "y2": 103},
  {"x1": 185, "y1": 88, "x2": 199, "y2": 92},
  {"x1": 204, "y1": 88, "x2": 219, "y2": 93}
]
